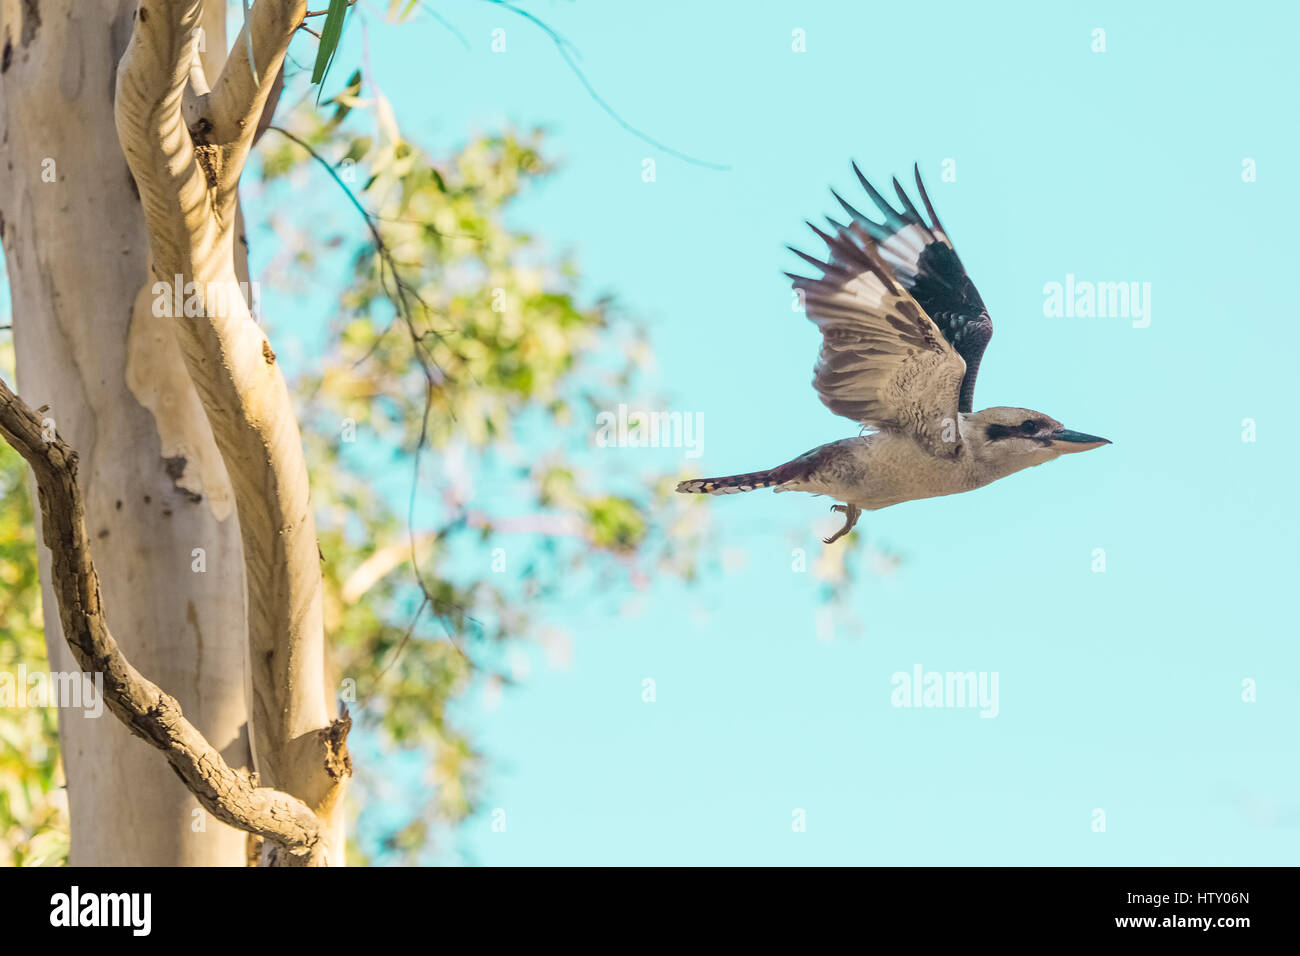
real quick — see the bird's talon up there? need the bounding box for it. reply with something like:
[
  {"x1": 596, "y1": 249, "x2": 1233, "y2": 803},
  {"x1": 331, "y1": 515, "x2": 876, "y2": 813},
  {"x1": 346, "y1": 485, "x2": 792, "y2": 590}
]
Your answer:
[{"x1": 822, "y1": 503, "x2": 862, "y2": 545}]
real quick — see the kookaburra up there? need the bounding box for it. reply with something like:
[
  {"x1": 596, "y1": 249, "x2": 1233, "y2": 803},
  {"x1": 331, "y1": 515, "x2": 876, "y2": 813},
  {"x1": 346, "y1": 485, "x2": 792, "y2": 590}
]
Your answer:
[{"x1": 677, "y1": 163, "x2": 1110, "y2": 544}]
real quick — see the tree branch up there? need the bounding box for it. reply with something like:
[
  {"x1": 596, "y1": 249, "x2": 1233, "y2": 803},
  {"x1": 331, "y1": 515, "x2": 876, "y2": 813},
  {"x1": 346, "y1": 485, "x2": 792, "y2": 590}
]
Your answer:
[
  {"x1": 207, "y1": 0, "x2": 306, "y2": 156},
  {"x1": 115, "y1": 0, "x2": 345, "y2": 833},
  {"x1": 0, "y1": 375, "x2": 325, "y2": 864},
  {"x1": 114, "y1": 0, "x2": 215, "y2": 268}
]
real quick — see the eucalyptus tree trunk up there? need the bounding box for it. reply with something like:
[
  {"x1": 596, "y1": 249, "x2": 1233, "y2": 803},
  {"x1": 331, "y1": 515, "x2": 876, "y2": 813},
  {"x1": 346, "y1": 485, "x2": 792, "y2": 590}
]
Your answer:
[{"x1": 0, "y1": 0, "x2": 344, "y2": 865}]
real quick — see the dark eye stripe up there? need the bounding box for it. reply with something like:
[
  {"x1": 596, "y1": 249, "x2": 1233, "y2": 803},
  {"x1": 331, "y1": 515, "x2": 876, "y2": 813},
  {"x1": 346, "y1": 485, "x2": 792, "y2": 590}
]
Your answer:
[{"x1": 987, "y1": 421, "x2": 1047, "y2": 441}]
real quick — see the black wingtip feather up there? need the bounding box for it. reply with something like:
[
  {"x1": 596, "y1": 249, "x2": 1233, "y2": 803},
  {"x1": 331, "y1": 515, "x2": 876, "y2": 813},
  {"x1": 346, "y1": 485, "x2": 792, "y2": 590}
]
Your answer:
[
  {"x1": 913, "y1": 163, "x2": 945, "y2": 235},
  {"x1": 806, "y1": 220, "x2": 834, "y2": 246},
  {"x1": 892, "y1": 176, "x2": 923, "y2": 224},
  {"x1": 833, "y1": 189, "x2": 890, "y2": 243},
  {"x1": 830, "y1": 187, "x2": 871, "y2": 225},
  {"x1": 852, "y1": 161, "x2": 906, "y2": 229},
  {"x1": 787, "y1": 245, "x2": 842, "y2": 276}
]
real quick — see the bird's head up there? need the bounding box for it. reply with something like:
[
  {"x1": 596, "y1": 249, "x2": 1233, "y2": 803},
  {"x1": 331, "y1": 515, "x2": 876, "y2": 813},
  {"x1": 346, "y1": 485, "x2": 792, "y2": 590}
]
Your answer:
[{"x1": 963, "y1": 407, "x2": 1111, "y2": 466}]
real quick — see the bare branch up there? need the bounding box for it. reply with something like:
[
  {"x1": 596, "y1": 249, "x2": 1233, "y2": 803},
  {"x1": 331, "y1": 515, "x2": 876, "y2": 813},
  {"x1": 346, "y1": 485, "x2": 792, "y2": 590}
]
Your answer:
[
  {"x1": 116, "y1": 0, "x2": 344, "y2": 830},
  {"x1": 0, "y1": 374, "x2": 325, "y2": 864},
  {"x1": 208, "y1": 0, "x2": 306, "y2": 155},
  {"x1": 114, "y1": 0, "x2": 215, "y2": 265}
]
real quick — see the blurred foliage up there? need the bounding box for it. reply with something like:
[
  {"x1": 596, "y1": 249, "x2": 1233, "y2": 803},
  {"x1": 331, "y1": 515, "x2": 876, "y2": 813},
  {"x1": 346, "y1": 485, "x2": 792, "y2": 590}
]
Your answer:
[
  {"x1": 0, "y1": 0, "x2": 755, "y2": 866},
  {"x1": 259, "y1": 70, "x2": 706, "y2": 863},
  {"x1": 0, "y1": 1, "x2": 896, "y2": 863},
  {"x1": 0, "y1": 83, "x2": 706, "y2": 862},
  {"x1": 0, "y1": 342, "x2": 69, "y2": 866},
  {"x1": 0, "y1": 17, "x2": 709, "y2": 862}
]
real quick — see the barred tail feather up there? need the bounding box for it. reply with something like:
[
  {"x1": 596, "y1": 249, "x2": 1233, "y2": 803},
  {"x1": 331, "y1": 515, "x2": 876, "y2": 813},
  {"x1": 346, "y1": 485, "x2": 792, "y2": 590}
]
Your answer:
[
  {"x1": 677, "y1": 445, "x2": 831, "y2": 496},
  {"x1": 676, "y1": 468, "x2": 784, "y2": 495}
]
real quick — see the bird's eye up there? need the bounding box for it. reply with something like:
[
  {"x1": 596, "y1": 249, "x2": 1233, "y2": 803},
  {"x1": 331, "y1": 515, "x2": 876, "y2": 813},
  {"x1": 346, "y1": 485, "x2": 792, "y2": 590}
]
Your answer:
[{"x1": 1020, "y1": 420, "x2": 1038, "y2": 434}]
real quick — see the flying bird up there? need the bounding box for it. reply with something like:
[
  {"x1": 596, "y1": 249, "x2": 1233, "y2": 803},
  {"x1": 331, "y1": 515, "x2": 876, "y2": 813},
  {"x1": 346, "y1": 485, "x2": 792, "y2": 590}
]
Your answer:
[{"x1": 676, "y1": 163, "x2": 1110, "y2": 544}]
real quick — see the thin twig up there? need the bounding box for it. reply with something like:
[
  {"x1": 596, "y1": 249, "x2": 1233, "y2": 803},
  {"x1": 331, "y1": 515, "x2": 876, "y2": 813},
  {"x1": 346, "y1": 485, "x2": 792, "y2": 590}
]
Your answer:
[
  {"x1": 267, "y1": 124, "x2": 482, "y2": 647},
  {"x1": 467, "y1": 0, "x2": 730, "y2": 171},
  {"x1": 305, "y1": 0, "x2": 359, "y2": 17}
]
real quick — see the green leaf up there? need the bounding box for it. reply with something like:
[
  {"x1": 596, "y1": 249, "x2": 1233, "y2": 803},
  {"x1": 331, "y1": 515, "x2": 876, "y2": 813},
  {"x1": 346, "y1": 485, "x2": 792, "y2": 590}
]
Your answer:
[
  {"x1": 343, "y1": 136, "x2": 373, "y2": 163},
  {"x1": 329, "y1": 70, "x2": 364, "y2": 126},
  {"x1": 311, "y1": 0, "x2": 351, "y2": 90}
]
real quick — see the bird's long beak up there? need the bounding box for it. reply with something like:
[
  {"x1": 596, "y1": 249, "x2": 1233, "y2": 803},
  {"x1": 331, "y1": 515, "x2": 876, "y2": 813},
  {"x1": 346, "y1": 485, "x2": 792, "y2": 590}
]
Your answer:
[{"x1": 1050, "y1": 428, "x2": 1111, "y2": 453}]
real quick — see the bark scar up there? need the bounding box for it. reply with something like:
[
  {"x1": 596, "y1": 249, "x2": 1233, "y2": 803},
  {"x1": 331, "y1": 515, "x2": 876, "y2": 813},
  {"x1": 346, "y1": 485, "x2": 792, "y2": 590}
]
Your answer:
[
  {"x1": 188, "y1": 118, "x2": 220, "y2": 190},
  {"x1": 322, "y1": 710, "x2": 353, "y2": 781}
]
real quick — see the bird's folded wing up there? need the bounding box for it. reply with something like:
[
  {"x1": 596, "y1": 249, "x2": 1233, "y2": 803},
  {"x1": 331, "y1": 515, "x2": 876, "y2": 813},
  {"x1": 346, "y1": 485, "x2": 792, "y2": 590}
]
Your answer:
[
  {"x1": 789, "y1": 220, "x2": 967, "y2": 460},
  {"x1": 830, "y1": 164, "x2": 993, "y2": 413}
]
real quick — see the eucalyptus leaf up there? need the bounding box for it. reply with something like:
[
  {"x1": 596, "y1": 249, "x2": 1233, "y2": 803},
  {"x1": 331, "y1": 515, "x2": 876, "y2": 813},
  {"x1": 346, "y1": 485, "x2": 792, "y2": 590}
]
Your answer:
[{"x1": 311, "y1": 0, "x2": 351, "y2": 91}]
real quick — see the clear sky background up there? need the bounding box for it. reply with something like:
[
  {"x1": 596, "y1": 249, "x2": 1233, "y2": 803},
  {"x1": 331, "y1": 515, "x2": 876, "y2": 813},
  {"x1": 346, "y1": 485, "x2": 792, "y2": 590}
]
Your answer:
[{"x1": 280, "y1": 1, "x2": 1298, "y2": 864}]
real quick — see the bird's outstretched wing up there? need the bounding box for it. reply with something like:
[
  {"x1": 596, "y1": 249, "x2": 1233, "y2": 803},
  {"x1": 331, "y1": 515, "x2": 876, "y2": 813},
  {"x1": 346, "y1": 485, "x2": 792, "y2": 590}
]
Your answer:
[
  {"x1": 827, "y1": 164, "x2": 992, "y2": 413},
  {"x1": 788, "y1": 214, "x2": 966, "y2": 460}
]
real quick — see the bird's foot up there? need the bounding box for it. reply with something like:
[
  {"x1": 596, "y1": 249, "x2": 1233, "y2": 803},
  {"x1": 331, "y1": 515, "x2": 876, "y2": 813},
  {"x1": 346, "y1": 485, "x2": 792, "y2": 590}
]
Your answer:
[{"x1": 822, "y1": 503, "x2": 862, "y2": 545}]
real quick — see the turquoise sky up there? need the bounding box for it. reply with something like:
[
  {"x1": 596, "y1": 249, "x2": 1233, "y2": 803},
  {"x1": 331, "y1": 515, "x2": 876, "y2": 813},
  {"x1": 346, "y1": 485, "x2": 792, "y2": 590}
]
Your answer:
[{"x1": 290, "y1": 1, "x2": 1297, "y2": 864}]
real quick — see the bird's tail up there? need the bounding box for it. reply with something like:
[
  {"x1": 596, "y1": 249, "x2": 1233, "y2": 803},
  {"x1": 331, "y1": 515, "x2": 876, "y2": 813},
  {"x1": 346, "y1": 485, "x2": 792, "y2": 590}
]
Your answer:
[
  {"x1": 676, "y1": 444, "x2": 830, "y2": 496},
  {"x1": 676, "y1": 467, "x2": 787, "y2": 496}
]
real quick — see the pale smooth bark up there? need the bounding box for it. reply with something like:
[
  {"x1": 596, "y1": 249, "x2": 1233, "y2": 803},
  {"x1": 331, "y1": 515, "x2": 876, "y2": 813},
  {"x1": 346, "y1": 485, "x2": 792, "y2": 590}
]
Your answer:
[
  {"x1": 0, "y1": 0, "x2": 347, "y2": 864},
  {"x1": 0, "y1": 0, "x2": 249, "y2": 866},
  {"x1": 114, "y1": 0, "x2": 347, "y2": 863}
]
